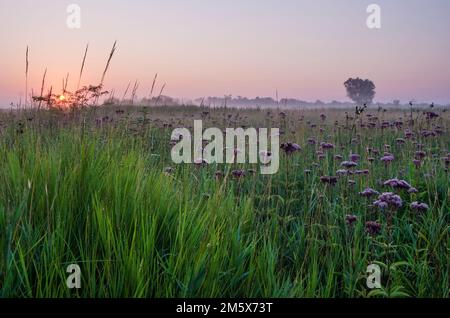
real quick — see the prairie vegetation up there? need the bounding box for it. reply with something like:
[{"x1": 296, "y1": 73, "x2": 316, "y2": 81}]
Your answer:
[{"x1": 0, "y1": 104, "x2": 448, "y2": 297}]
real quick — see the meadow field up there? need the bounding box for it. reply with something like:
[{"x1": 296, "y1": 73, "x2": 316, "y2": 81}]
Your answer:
[{"x1": 0, "y1": 105, "x2": 448, "y2": 298}]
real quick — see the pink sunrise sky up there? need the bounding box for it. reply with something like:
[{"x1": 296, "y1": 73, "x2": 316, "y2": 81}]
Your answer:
[{"x1": 0, "y1": 0, "x2": 450, "y2": 106}]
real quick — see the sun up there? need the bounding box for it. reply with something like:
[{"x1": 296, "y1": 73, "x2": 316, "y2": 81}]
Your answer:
[{"x1": 59, "y1": 94, "x2": 66, "y2": 101}]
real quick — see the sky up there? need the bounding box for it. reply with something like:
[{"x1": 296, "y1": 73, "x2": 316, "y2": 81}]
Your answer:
[{"x1": 1, "y1": 0, "x2": 450, "y2": 106}]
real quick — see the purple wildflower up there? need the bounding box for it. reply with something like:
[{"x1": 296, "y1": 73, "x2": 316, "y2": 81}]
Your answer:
[
  {"x1": 359, "y1": 188, "x2": 380, "y2": 198},
  {"x1": 413, "y1": 159, "x2": 421, "y2": 168},
  {"x1": 373, "y1": 192, "x2": 403, "y2": 210},
  {"x1": 345, "y1": 214, "x2": 358, "y2": 226},
  {"x1": 280, "y1": 142, "x2": 302, "y2": 154},
  {"x1": 424, "y1": 111, "x2": 439, "y2": 120},
  {"x1": 421, "y1": 130, "x2": 436, "y2": 138},
  {"x1": 365, "y1": 221, "x2": 382, "y2": 236},
  {"x1": 350, "y1": 153, "x2": 360, "y2": 162},
  {"x1": 320, "y1": 176, "x2": 338, "y2": 186},
  {"x1": 231, "y1": 169, "x2": 246, "y2": 179},
  {"x1": 341, "y1": 161, "x2": 358, "y2": 168},
  {"x1": 434, "y1": 127, "x2": 444, "y2": 135},
  {"x1": 405, "y1": 130, "x2": 414, "y2": 139},
  {"x1": 381, "y1": 122, "x2": 390, "y2": 129},
  {"x1": 337, "y1": 169, "x2": 350, "y2": 176},
  {"x1": 410, "y1": 201, "x2": 429, "y2": 212},
  {"x1": 415, "y1": 151, "x2": 426, "y2": 160},
  {"x1": 320, "y1": 142, "x2": 335, "y2": 150},
  {"x1": 383, "y1": 178, "x2": 412, "y2": 190},
  {"x1": 408, "y1": 187, "x2": 418, "y2": 194},
  {"x1": 380, "y1": 154, "x2": 395, "y2": 165},
  {"x1": 394, "y1": 120, "x2": 403, "y2": 128}
]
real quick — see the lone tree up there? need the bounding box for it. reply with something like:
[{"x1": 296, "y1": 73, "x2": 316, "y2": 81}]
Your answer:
[{"x1": 344, "y1": 78, "x2": 376, "y2": 105}]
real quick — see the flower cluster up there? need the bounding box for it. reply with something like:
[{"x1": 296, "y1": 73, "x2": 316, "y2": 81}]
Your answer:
[
  {"x1": 359, "y1": 188, "x2": 379, "y2": 198},
  {"x1": 410, "y1": 201, "x2": 429, "y2": 212},
  {"x1": 349, "y1": 153, "x2": 360, "y2": 162},
  {"x1": 373, "y1": 192, "x2": 403, "y2": 210},
  {"x1": 365, "y1": 221, "x2": 382, "y2": 236},
  {"x1": 383, "y1": 178, "x2": 412, "y2": 190},
  {"x1": 320, "y1": 142, "x2": 335, "y2": 150},
  {"x1": 380, "y1": 154, "x2": 395, "y2": 165},
  {"x1": 280, "y1": 142, "x2": 301, "y2": 154},
  {"x1": 320, "y1": 176, "x2": 338, "y2": 186},
  {"x1": 341, "y1": 161, "x2": 358, "y2": 168},
  {"x1": 345, "y1": 214, "x2": 358, "y2": 226},
  {"x1": 231, "y1": 169, "x2": 246, "y2": 179}
]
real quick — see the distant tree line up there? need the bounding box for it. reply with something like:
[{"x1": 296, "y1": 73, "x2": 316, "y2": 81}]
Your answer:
[{"x1": 101, "y1": 77, "x2": 444, "y2": 109}]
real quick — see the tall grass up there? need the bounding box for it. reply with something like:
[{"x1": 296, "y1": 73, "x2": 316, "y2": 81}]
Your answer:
[
  {"x1": 25, "y1": 46, "x2": 29, "y2": 108},
  {"x1": 100, "y1": 41, "x2": 117, "y2": 86},
  {"x1": 0, "y1": 107, "x2": 448, "y2": 298},
  {"x1": 76, "y1": 43, "x2": 89, "y2": 91},
  {"x1": 37, "y1": 68, "x2": 47, "y2": 110}
]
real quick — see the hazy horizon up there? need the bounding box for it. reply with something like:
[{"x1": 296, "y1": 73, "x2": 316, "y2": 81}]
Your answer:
[{"x1": 1, "y1": 0, "x2": 450, "y2": 106}]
